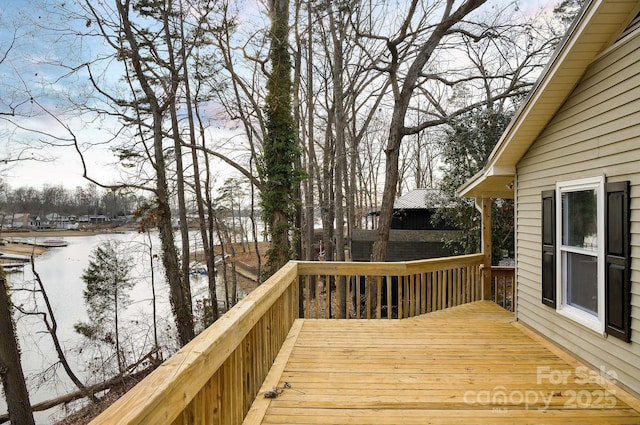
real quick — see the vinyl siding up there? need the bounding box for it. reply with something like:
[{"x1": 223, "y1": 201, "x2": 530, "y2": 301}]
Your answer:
[{"x1": 515, "y1": 29, "x2": 640, "y2": 396}]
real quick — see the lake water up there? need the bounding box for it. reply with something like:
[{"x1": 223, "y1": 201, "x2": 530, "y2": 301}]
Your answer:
[{"x1": 1, "y1": 231, "x2": 243, "y2": 424}]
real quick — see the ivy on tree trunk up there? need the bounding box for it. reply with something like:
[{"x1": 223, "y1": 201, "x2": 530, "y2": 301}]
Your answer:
[{"x1": 260, "y1": 0, "x2": 302, "y2": 278}]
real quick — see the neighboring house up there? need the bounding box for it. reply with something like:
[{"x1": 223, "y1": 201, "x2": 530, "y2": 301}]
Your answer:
[
  {"x1": 352, "y1": 189, "x2": 459, "y2": 261},
  {"x1": 4, "y1": 213, "x2": 29, "y2": 228},
  {"x1": 389, "y1": 188, "x2": 457, "y2": 231},
  {"x1": 3, "y1": 213, "x2": 41, "y2": 229},
  {"x1": 80, "y1": 214, "x2": 109, "y2": 224},
  {"x1": 29, "y1": 214, "x2": 41, "y2": 229},
  {"x1": 91, "y1": 215, "x2": 109, "y2": 224},
  {"x1": 46, "y1": 213, "x2": 79, "y2": 230},
  {"x1": 459, "y1": 0, "x2": 640, "y2": 397}
]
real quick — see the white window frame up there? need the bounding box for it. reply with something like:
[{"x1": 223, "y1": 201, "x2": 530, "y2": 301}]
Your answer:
[{"x1": 555, "y1": 176, "x2": 605, "y2": 333}]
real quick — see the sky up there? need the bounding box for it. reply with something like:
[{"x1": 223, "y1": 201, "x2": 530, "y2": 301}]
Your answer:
[
  {"x1": 0, "y1": 0, "x2": 259, "y2": 192},
  {"x1": 0, "y1": 0, "x2": 118, "y2": 189},
  {"x1": 1, "y1": 142, "x2": 118, "y2": 189},
  {"x1": 0, "y1": 109, "x2": 124, "y2": 189},
  {"x1": 0, "y1": 0, "x2": 561, "y2": 191}
]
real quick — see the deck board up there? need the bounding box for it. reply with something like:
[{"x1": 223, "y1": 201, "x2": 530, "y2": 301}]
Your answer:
[{"x1": 244, "y1": 301, "x2": 640, "y2": 424}]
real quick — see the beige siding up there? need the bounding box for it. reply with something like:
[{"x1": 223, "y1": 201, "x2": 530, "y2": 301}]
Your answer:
[{"x1": 515, "y1": 30, "x2": 640, "y2": 397}]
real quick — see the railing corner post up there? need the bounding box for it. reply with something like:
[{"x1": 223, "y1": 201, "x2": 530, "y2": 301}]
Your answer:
[
  {"x1": 481, "y1": 264, "x2": 492, "y2": 301},
  {"x1": 481, "y1": 197, "x2": 492, "y2": 301}
]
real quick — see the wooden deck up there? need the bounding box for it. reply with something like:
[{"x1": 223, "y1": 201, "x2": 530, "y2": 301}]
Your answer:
[{"x1": 244, "y1": 301, "x2": 640, "y2": 424}]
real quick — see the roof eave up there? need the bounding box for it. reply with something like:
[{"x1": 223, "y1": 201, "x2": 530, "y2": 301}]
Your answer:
[
  {"x1": 457, "y1": 166, "x2": 515, "y2": 199},
  {"x1": 458, "y1": 0, "x2": 640, "y2": 199}
]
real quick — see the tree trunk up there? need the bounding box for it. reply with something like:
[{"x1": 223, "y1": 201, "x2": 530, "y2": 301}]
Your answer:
[
  {"x1": 114, "y1": 280, "x2": 123, "y2": 374},
  {"x1": 163, "y1": 4, "x2": 193, "y2": 320},
  {"x1": 249, "y1": 158, "x2": 262, "y2": 284},
  {"x1": 371, "y1": 124, "x2": 403, "y2": 262},
  {"x1": 304, "y1": 1, "x2": 316, "y2": 262},
  {"x1": 328, "y1": 2, "x2": 347, "y2": 317},
  {"x1": 194, "y1": 96, "x2": 221, "y2": 316},
  {"x1": 292, "y1": 0, "x2": 303, "y2": 262},
  {"x1": 146, "y1": 230, "x2": 160, "y2": 349},
  {"x1": 214, "y1": 216, "x2": 230, "y2": 311},
  {"x1": 29, "y1": 262, "x2": 98, "y2": 403},
  {"x1": 185, "y1": 45, "x2": 220, "y2": 323},
  {"x1": 157, "y1": 134, "x2": 194, "y2": 346},
  {"x1": 262, "y1": 0, "x2": 297, "y2": 277},
  {"x1": 0, "y1": 273, "x2": 35, "y2": 425},
  {"x1": 320, "y1": 124, "x2": 335, "y2": 263},
  {"x1": 348, "y1": 101, "x2": 358, "y2": 235},
  {"x1": 116, "y1": 0, "x2": 194, "y2": 346}
]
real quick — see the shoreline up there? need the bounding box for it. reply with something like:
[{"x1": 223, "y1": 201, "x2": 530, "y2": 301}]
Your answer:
[
  {"x1": 0, "y1": 229, "x2": 118, "y2": 257},
  {"x1": 1, "y1": 229, "x2": 265, "y2": 280},
  {"x1": 0, "y1": 230, "x2": 265, "y2": 287},
  {"x1": 1, "y1": 228, "x2": 122, "y2": 238}
]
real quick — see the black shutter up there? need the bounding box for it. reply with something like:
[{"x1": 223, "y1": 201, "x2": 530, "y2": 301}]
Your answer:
[
  {"x1": 541, "y1": 190, "x2": 556, "y2": 308},
  {"x1": 605, "y1": 181, "x2": 631, "y2": 342}
]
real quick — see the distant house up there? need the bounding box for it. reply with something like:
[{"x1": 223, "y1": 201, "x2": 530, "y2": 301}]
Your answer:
[
  {"x1": 389, "y1": 188, "x2": 456, "y2": 231},
  {"x1": 3, "y1": 213, "x2": 40, "y2": 229},
  {"x1": 29, "y1": 214, "x2": 41, "y2": 229},
  {"x1": 92, "y1": 215, "x2": 109, "y2": 224},
  {"x1": 78, "y1": 215, "x2": 109, "y2": 225},
  {"x1": 4, "y1": 213, "x2": 27, "y2": 229},
  {"x1": 352, "y1": 189, "x2": 459, "y2": 262},
  {"x1": 46, "y1": 213, "x2": 79, "y2": 230},
  {"x1": 459, "y1": 0, "x2": 640, "y2": 397}
]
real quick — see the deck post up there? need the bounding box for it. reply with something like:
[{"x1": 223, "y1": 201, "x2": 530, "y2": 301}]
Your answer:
[{"x1": 480, "y1": 197, "x2": 492, "y2": 300}]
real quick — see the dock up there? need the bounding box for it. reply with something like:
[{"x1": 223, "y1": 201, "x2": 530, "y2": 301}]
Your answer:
[{"x1": 6, "y1": 238, "x2": 69, "y2": 248}]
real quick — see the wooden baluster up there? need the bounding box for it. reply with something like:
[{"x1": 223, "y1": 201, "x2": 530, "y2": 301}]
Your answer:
[
  {"x1": 476, "y1": 265, "x2": 482, "y2": 301},
  {"x1": 408, "y1": 276, "x2": 412, "y2": 316},
  {"x1": 438, "y1": 270, "x2": 445, "y2": 310},
  {"x1": 336, "y1": 274, "x2": 342, "y2": 319},
  {"x1": 386, "y1": 275, "x2": 392, "y2": 319},
  {"x1": 511, "y1": 273, "x2": 515, "y2": 312},
  {"x1": 315, "y1": 274, "x2": 320, "y2": 319},
  {"x1": 405, "y1": 276, "x2": 410, "y2": 317},
  {"x1": 421, "y1": 273, "x2": 427, "y2": 315},
  {"x1": 356, "y1": 275, "x2": 361, "y2": 319},
  {"x1": 345, "y1": 275, "x2": 351, "y2": 319},
  {"x1": 460, "y1": 267, "x2": 466, "y2": 305},
  {"x1": 366, "y1": 276, "x2": 371, "y2": 320},
  {"x1": 376, "y1": 276, "x2": 382, "y2": 319},
  {"x1": 304, "y1": 275, "x2": 310, "y2": 319},
  {"x1": 325, "y1": 275, "x2": 331, "y2": 319},
  {"x1": 426, "y1": 272, "x2": 432, "y2": 313},
  {"x1": 398, "y1": 276, "x2": 403, "y2": 318},
  {"x1": 452, "y1": 268, "x2": 458, "y2": 307}
]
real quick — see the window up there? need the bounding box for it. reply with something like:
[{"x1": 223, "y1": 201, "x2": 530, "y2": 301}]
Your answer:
[
  {"x1": 541, "y1": 179, "x2": 631, "y2": 342},
  {"x1": 557, "y1": 177, "x2": 605, "y2": 332}
]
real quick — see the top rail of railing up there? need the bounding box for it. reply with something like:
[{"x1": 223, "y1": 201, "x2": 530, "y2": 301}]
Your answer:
[{"x1": 296, "y1": 253, "x2": 485, "y2": 319}]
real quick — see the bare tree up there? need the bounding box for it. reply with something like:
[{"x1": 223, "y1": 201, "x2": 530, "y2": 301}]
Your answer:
[
  {"x1": 0, "y1": 270, "x2": 35, "y2": 425},
  {"x1": 370, "y1": 0, "x2": 487, "y2": 260},
  {"x1": 0, "y1": 29, "x2": 35, "y2": 425},
  {"x1": 112, "y1": 0, "x2": 195, "y2": 345},
  {"x1": 368, "y1": 0, "x2": 555, "y2": 260},
  {"x1": 22, "y1": 261, "x2": 98, "y2": 403}
]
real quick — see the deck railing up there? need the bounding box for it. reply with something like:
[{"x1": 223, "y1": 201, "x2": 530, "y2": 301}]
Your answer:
[
  {"x1": 90, "y1": 254, "x2": 510, "y2": 425},
  {"x1": 490, "y1": 266, "x2": 516, "y2": 312},
  {"x1": 297, "y1": 253, "x2": 484, "y2": 319},
  {"x1": 91, "y1": 262, "x2": 299, "y2": 425}
]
